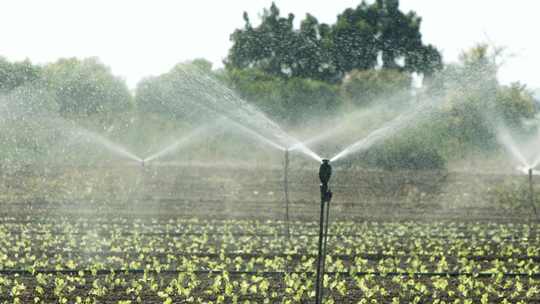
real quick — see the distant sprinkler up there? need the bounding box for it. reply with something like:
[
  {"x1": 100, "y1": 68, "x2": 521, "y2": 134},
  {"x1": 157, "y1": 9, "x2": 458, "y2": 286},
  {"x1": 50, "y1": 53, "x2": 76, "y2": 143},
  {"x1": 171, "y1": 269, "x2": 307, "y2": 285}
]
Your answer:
[
  {"x1": 141, "y1": 159, "x2": 145, "y2": 167},
  {"x1": 528, "y1": 168, "x2": 538, "y2": 219},
  {"x1": 284, "y1": 149, "x2": 290, "y2": 238}
]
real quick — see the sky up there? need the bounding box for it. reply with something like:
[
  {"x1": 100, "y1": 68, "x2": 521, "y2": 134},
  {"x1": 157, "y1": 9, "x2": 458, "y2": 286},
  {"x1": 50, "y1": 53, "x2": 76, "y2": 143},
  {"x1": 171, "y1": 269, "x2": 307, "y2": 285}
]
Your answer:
[{"x1": 0, "y1": 0, "x2": 539, "y2": 89}]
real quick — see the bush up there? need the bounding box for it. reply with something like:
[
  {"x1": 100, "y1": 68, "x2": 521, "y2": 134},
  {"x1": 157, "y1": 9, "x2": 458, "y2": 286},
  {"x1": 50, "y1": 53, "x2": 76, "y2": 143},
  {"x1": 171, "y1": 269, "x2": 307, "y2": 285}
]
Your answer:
[
  {"x1": 491, "y1": 181, "x2": 538, "y2": 212},
  {"x1": 0, "y1": 57, "x2": 42, "y2": 92},
  {"x1": 341, "y1": 69, "x2": 411, "y2": 107},
  {"x1": 226, "y1": 68, "x2": 342, "y2": 125},
  {"x1": 495, "y1": 82, "x2": 536, "y2": 127},
  {"x1": 43, "y1": 57, "x2": 133, "y2": 116},
  {"x1": 135, "y1": 60, "x2": 219, "y2": 122},
  {"x1": 365, "y1": 137, "x2": 446, "y2": 170}
]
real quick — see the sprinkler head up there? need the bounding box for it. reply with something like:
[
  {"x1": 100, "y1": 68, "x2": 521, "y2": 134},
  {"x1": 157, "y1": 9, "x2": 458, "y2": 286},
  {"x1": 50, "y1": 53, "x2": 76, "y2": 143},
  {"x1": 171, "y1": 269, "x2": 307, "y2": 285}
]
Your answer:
[
  {"x1": 319, "y1": 159, "x2": 332, "y2": 185},
  {"x1": 319, "y1": 159, "x2": 333, "y2": 203}
]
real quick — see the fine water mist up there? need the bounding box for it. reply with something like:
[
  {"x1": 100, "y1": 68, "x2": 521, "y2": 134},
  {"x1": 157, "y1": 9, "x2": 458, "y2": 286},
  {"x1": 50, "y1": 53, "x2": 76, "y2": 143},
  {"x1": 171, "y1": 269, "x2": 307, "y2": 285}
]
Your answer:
[
  {"x1": 516, "y1": 166, "x2": 540, "y2": 175},
  {"x1": 496, "y1": 126, "x2": 530, "y2": 169},
  {"x1": 223, "y1": 118, "x2": 287, "y2": 152},
  {"x1": 530, "y1": 129, "x2": 540, "y2": 168},
  {"x1": 289, "y1": 96, "x2": 408, "y2": 156},
  {"x1": 172, "y1": 66, "x2": 322, "y2": 162},
  {"x1": 330, "y1": 96, "x2": 443, "y2": 162},
  {"x1": 495, "y1": 123, "x2": 540, "y2": 175},
  {"x1": 33, "y1": 114, "x2": 142, "y2": 163},
  {"x1": 143, "y1": 122, "x2": 220, "y2": 163},
  {"x1": 1, "y1": 87, "x2": 142, "y2": 165},
  {"x1": 68, "y1": 126, "x2": 142, "y2": 163}
]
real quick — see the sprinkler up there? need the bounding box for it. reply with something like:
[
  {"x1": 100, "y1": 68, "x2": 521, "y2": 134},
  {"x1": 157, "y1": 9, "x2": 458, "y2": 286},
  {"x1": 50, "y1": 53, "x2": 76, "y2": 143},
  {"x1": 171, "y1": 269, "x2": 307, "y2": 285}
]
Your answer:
[
  {"x1": 319, "y1": 159, "x2": 332, "y2": 198},
  {"x1": 141, "y1": 159, "x2": 145, "y2": 167},
  {"x1": 284, "y1": 149, "x2": 290, "y2": 238},
  {"x1": 315, "y1": 159, "x2": 332, "y2": 304},
  {"x1": 528, "y1": 168, "x2": 538, "y2": 219}
]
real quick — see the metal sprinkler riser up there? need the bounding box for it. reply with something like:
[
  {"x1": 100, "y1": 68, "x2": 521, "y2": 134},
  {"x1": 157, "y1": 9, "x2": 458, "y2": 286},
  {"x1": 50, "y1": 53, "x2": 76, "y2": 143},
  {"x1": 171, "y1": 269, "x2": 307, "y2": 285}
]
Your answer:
[{"x1": 315, "y1": 159, "x2": 333, "y2": 304}]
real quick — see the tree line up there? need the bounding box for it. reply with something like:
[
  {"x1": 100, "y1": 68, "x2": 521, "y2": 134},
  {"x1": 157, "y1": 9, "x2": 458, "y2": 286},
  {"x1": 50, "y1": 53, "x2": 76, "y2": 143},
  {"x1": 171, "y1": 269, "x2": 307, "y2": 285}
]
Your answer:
[{"x1": 1, "y1": 1, "x2": 538, "y2": 169}]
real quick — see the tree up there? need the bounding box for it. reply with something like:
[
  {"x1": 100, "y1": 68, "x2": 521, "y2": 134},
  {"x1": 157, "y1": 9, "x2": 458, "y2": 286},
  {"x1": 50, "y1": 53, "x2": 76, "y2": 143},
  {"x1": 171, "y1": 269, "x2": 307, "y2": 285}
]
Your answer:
[
  {"x1": 332, "y1": 4, "x2": 379, "y2": 75},
  {"x1": 190, "y1": 58, "x2": 213, "y2": 73},
  {"x1": 227, "y1": 3, "x2": 339, "y2": 81},
  {"x1": 341, "y1": 69, "x2": 411, "y2": 107},
  {"x1": 0, "y1": 57, "x2": 57, "y2": 122},
  {"x1": 333, "y1": 0, "x2": 441, "y2": 75},
  {"x1": 495, "y1": 83, "x2": 536, "y2": 127},
  {"x1": 226, "y1": 67, "x2": 342, "y2": 124},
  {"x1": 426, "y1": 45, "x2": 537, "y2": 153},
  {"x1": 293, "y1": 14, "x2": 337, "y2": 81},
  {"x1": 135, "y1": 59, "x2": 217, "y2": 121},
  {"x1": 227, "y1": 3, "x2": 297, "y2": 78},
  {"x1": 226, "y1": 1, "x2": 442, "y2": 82},
  {"x1": 0, "y1": 57, "x2": 42, "y2": 92},
  {"x1": 43, "y1": 57, "x2": 132, "y2": 116}
]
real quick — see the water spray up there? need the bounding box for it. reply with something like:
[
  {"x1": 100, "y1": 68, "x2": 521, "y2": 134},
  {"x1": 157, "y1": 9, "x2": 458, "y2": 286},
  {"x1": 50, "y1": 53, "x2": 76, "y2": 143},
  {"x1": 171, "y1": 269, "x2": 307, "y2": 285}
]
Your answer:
[
  {"x1": 172, "y1": 67, "x2": 324, "y2": 162},
  {"x1": 315, "y1": 159, "x2": 332, "y2": 304}
]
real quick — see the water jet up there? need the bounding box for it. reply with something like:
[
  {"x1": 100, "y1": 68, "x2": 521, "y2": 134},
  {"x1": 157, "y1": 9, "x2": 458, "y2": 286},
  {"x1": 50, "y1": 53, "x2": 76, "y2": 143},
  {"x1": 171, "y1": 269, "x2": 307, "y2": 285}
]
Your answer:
[
  {"x1": 497, "y1": 127, "x2": 530, "y2": 170},
  {"x1": 143, "y1": 123, "x2": 219, "y2": 164},
  {"x1": 171, "y1": 67, "x2": 322, "y2": 162},
  {"x1": 58, "y1": 120, "x2": 142, "y2": 164},
  {"x1": 329, "y1": 97, "x2": 443, "y2": 163}
]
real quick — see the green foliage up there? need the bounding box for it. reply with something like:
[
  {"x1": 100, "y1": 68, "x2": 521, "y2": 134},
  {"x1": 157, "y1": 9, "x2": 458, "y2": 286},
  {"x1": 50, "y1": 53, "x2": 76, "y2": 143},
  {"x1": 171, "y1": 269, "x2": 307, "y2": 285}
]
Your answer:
[
  {"x1": 331, "y1": 3, "x2": 378, "y2": 74},
  {"x1": 226, "y1": 3, "x2": 298, "y2": 78},
  {"x1": 0, "y1": 57, "x2": 42, "y2": 92},
  {"x1": 0, "y1": 215, "x2": 539, "y2": 302},
  {"x1": 226, "y1": 68, "x2": 342, "y2": 124},
  {"x1": 190, "y1": 58, "x2": 213, "y2": 72},
  {"x1": 135, "y1": 75, "x2": 176, "y2": 118},
  {"x1": 428, "y1": 44, "x2": 498, "y2": 97},
  {"x1": 0, "y1": 84, "x2": 60, "y2": 168},
  {"x1": 341, "y1": 69, "x2": 411, "y2": 107},
  {"x1": 495, "y1": 82, "x2": 536, "y2": 127},
  {"x1": 1, "y1": 83, "x2": 58, "y2": 118},
  {"x1": 425, "y1": 45, "x2": 537, "y2": 156},
  {"x1": 295, "y1": 14, "x2": 336, "y2": 81},
  {"x1": 135, "y1": 60, "x2": 216, "y2": 121},
  {"x1": 43, "y1": 57, "x2": 133, "y2": 116},
  {"x1": 491, "y1": 181, "x2": 538, "y2": 212},
  {"x1": 439, "y1": 92, "x2": 496, "y2": 151},
  {"x1": 365, "y1": 134, "x2": 447, "y2": 170},
  {"x1": 226, "y1": 1, "x2": 442, "y2": 82}
]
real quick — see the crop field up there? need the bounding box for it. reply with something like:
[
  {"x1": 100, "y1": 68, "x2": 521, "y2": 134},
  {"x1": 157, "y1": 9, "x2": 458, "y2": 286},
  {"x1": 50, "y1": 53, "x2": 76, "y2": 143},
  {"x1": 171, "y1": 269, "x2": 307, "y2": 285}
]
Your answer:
[
  {"x1": 1, "y1": 164, "x2": 540, "y2": 303},
  {"x1": 3, "y1": 0, "x2": 540, "y2": 302},
  {"x1": 1, "y1": 218, "x2": 539, "y2": 303}
]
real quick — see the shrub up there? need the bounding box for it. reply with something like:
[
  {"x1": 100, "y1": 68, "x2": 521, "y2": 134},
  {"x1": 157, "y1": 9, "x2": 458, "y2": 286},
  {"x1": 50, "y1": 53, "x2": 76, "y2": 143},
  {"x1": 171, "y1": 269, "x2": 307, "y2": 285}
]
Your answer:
[
  {"x1": 341, "y1": 69, "x2": 411, "y2": 107},
  {"x1": 365, "y1": 137, "x2": 446, "y2": 170},
  {"x1": 226, "y1": 68, "x2": 342, "y2": 125}
]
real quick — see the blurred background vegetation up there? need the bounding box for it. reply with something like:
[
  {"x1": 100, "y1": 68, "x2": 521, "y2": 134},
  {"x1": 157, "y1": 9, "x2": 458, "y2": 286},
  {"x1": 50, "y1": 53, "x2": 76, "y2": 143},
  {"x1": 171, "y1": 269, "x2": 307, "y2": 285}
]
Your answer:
[{"x1": 1, "y1": 0, "x2": 538, "y2": 172}]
